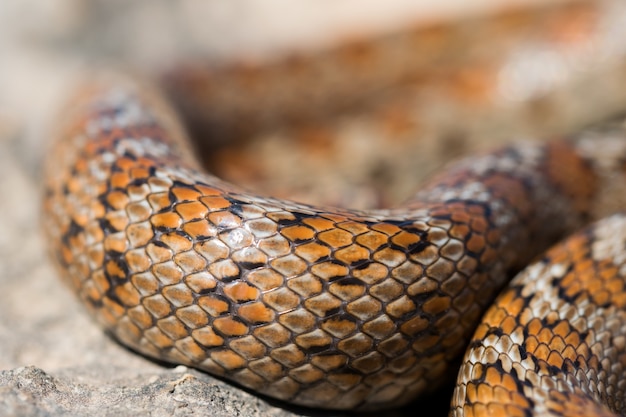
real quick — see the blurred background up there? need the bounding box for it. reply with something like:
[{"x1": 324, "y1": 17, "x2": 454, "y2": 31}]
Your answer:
[
  {"x1": 2, "y1": 1, "x2": 626, "y2": 415},
  {"x1": 3, "y1": 0, "x2": 626, "y2": 208}
]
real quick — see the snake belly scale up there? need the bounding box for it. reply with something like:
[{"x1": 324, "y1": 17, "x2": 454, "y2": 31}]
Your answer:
[{"x1": 42, "y1": 76, "x2": 626, "y2": 413}]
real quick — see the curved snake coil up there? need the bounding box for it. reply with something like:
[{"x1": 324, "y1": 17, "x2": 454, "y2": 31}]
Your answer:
[{"x1": 42, "y1": 76, "x2": 626, "y2": 414}]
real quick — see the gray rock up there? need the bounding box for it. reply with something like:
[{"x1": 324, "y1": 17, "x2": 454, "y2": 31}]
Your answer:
[{"x1": 0, "y1": 365, "x2": 325, "y2": 417}]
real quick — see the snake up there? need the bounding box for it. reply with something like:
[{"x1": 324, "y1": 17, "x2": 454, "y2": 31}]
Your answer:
[
  {"x1": 37, "y1": 2, "x2": 626, "y2": 414},
  {"x1": 41, "y1": 71, "x2": 626, "y2": 416}
]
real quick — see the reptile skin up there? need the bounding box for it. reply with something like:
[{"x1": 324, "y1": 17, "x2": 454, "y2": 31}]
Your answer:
[
  {"x1": 42, "y1": 75, "x2": 626, "y2": 414},
  {"x1": 451, "y1": 213, "x2": 626, "y2": 417}
]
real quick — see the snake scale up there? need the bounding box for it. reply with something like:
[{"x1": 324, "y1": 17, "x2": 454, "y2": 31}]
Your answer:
[{"x1": 41, "y1": 73, "x2": 626, "y2": 416}]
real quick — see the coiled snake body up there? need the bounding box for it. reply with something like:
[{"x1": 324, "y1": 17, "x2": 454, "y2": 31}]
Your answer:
[{"x1": 43, "y1": 76, "x2": 626, "y2": 415}]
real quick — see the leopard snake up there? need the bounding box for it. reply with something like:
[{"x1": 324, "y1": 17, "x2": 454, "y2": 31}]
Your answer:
[{"x1": 42, "y1": 5, "x2": 626, "y2": 417}]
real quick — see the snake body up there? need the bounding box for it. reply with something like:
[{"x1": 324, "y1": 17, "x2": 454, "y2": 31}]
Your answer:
[
  {"x1": 451, "y1": 214, "x2": 626, "y2": 416},
  {"x1": 42, "y1": 76, "x2": 626, "y2": 413}
]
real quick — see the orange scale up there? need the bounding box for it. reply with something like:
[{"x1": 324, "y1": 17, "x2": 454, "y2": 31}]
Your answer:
[
  {"x1": 591, "y1": 290, "x2": 611, "y2": 307},
  {"x1": 151, "y1": 211, "x2": 183, "y2": 230},
  {"x1": 499, "y1": 316, "x2": 519, "y2": 335},
  {"x1": 129, "y1": 166, "x2": 151, "y2": 180},
  {"x1": 175, "y1": 337, "x2": 207, "y2": 362},
  {"x1": 450, "y1": 210, "x2": 471, "y2": 224},
  {"x1": 356, "y1": 231, "x2": 388, "y2": 251},
  {"x1": 266, "y1": 211, "x2": 296, "y2": 224},
  {"x1": 370, "y1": 222, "x2": 402, "y2": 236},
  {"x1": 286, "y1": 275, "x2": 322, "y2": 298},
  {"x1": 271, "y1": 255, "x2": 308, "y2": 277},
  {"x1": 102, "y1": 296, "x2": 127, "y2": 320},
  {"x1": 252, "y1": 323, "x2": 291, "y2": 348},
  {"x1": 337, "y1": 221, "x2": 370, "y2": 235},
  {"x1": 534, "y1": 343, "x2": 553, "y2": 362},
  {"x1": 302, "y1": 217, "x2": 335, "y2": 232},
  {"x1": 480, "y1": 247, "x2": 498, "y2": 265},
  {"x1": 560, "y1": 271, "x2": 577, "y2": 288},
  {"x1": 546, "y1": 351, "x2": 565, "y2": 369},
  {"x1": 599, "y1": 265, "x2": 619, "y2": 281},
  {"x1": 551, "y1": 321, "x2": 572, "y2": 339},
  {"x1": 213, "y1": 317, "x2": 249, "y2": 337},
  {"x1": 421, "y1": 295, "x2": 450, "y2": 315},
  {"x1": 105, "y1": 259, "x2": 126, "y2": 281},
  {"x1": 482, "y1": 305, "x2": 508, "y2": 329},
  {"x1": 143, "y1": 326, "x2": 174, "y2": 349},
  {"x1": 605, "y1": 276, "x2": 625, "y2": 293},
  {"x1": 335, "y1": 244, "x2": 370, "y2": 265},
  {"x1": 322, "y1": 317, "x2": 358, "y2": 339},
  {"x1": 183, "y1": 220, "x2": 215, "y2": 240},
  {"x1": 82, "y1": 281, "x2": 103, "y2": 305},
  {"x1": 114, "y1": 281, "x2": 141, "y2": 307},
  {"x1": 466, "y1": 234, "x2": 486, "y2": 254},
  {"x1": 210, "y1": 350, "x2": 247, "y2": 370},
  {"x1": 499, "y1": 372, "x2": 519, "y2": 394},
  {"x1": 564, "y1": 281, "x2": 582, "y2": 299},
  {"x1": 469, "y1": 216, "x2": 488, "y2": 234},
  {"x1": 465, "y1": 382, "x2": 479, "y2": 403},
  {"x1": 466, "y1": 204, "x2": 488, "y2": 216},
  {"x1": 114, "y1": 157, "x2": 136, "y2": 171},
  {"x1": 294, "y1": 242, "x2": 331, "y2": 263},
  {"x1": 317, "y1": 228, "x2": 354, "y2": 249},
  {"x1": 247, "y1": 357, "x2": 283, "y2": 382},
  {"x1": 270, "y1": 345, "x2": 306, "y2": 368},
  {"x1": 311, "y1": 261, "x2": 349, "y2": 281},
  {"x1": 223, "y1": 282, "x2": 259, "y2": 303},
  {"x1": 281, "y1": 225, "x2": 316, "y2": 242},
  {"x1": 336, "y1": 333, "x2": 373, "y2": 357},
  {"x1": 175, "y1": 201, "x2": 209, "y2": 221},
  {"x1": 573, "y1": 258, "x2": 594, "y2": 273},
  {"x1": 319, "y1": 213, "x2": 350, "y2": 224},
  {"x1": 304, "y1": 293, "x2": 342, "y2": 317},
  {"x1": 171, "y1": 186, "x2": 202, "y2": 202},
  {"x1": 450, "y1": 224, "x2": 471, "y2": 240},
  {"x1": 158, "y1": 233, "x2": 191, "y2": 254},
  {"x1": 548, "y1": 248, "x2": 570, "y2": 265},
  {"x1": 484, "y1": 366, "x2": 504, "y2": 386},
  {"x1": 208, "y1": 210, "x2": 242, "y2": 229},
  {"x1": 145, "y1": 241, "x2": 173, "y2": 264},
  {"x1": 263, "y1": 287, "x2": 300, "y2": 313},
  {"x1": 611, "y1": 292, "x2": 626, "y2": 309},
  {"x1": 561, "y1": 345, "x2": 579, "y2": 364},
  {"x1": 157, "y1": 316, "x2": 189, "y2": 341},
  {"x1": 295, "y1": 329, "x2": 333, "y2": 352},
  {"x1": 238, "y1": 302, "x2": 276, "y2": 324},
  {"x1": 197, "y1": 295, "x2": 230, "y2": 318},
  {"x1": 229, "y1": 336, "x2": 267, "y2": 362},
  {"x1": 199, "y1": 195, "x2": 232, "y2": 211},
  {"x1": 246, "y1": 268, "x2": 284, "y2": 292},
  {"x1": 485, "y1": 229, "x2": 502, "y2": 245},
  {"x1": 105, "y1": 190, "x2": 129, "y2": 210},
  {"x1": 390, "y1": 231, "x2": 421, "y2": 249},
  {"x1": 109, "y1": 170, "x2": 130, "y2": 188},
  {"x1": 346, "y1": 295, "x2": 382, "y2": 322},
  {"x1": 548, "y1": 334, "x2": 567, "y2": 353},
  {"x1": 89, "y1": 201, "x2": 107, "y2": 219},
  {"x1": 524, "y1": 336, "x2": 540, "y2": 355},
  {"x1": 193, "y1": 184, "x2": 222, "y2": 197},
  {"x1": 536, "y1": 327, "x2": 556, "y2": 344}
]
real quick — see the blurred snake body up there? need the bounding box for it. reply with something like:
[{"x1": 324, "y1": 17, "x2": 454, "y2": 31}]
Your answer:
[{"x1": 43, "y1": 76, "x2": 626, "y2": 416}]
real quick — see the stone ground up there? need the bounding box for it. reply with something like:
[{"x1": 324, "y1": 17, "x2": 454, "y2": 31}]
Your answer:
[{"x1": 1, "y1": 1, "x2": 626, "y2": 416}]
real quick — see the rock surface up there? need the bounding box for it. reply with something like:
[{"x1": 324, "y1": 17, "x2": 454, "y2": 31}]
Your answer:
[{"x1": 0, "y1": 366, "x2": 332, "y2": 417}]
